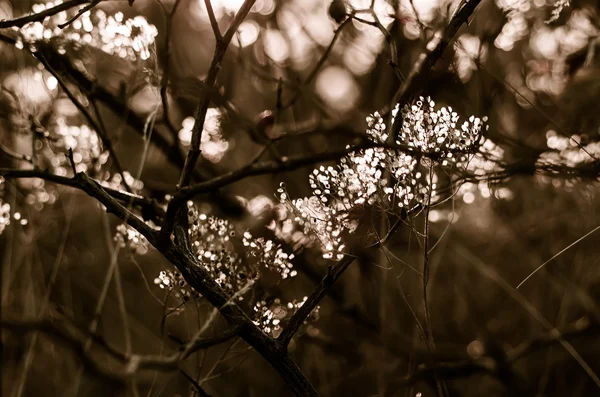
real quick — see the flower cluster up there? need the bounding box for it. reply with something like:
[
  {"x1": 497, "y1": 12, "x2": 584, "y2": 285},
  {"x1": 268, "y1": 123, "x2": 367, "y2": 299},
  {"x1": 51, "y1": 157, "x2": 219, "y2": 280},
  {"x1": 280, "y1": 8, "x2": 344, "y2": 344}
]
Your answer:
[
  {"x1": 454, "y1": 34, "x2": 488, "y2": 83},
  {"x1": 154, "y1": 269, "x2": 199, "y2": 301},
  {"x1": 399, "y1": 97, "x2": 487, "y2": 158},
  {"x1": 100, "y1": 171, "x2": 144, "y2": 193},
  {"x1": 187, "y1": 205, "x2": 247, "y2": 295},
  {"x1": 278, "y1": 186, "x2": 349, "y2": 261},
  {"x1": 0, "y1": 179, "x2": 28, "y2": 235},
  {"x1": 42, "y1": 119, "x2": 107, "y2": 177},
  {"x1": 155, "y1": 202, "x2": 297, "y2": 300},
  {"x1": 178, "y1": 109, "x2": 229, "y2": 164},
  {"x1": 537, "y1": 130, "x2": 600, "y2": 170},
  {"x1": 242, "y1": 231, "x2": 297, "y2": 279},
  {"x1": 278, "y1": 98, "x2": 490, "y2": 260},
  {"x1": 253, "y1": 297, "x2": 320, "y2": 338},
  {"x1": 0, "y1": 198, "x2": 10, "y2": 235},
  {"x1": 15, "y1": 6, "x2": 158, "y2": 61},
  {"x1": 547, "y1": 0, "x2": 571, "y2": 23},
  {"x1": 114, "y1": 223, "x2": 149, "y2": 255}
]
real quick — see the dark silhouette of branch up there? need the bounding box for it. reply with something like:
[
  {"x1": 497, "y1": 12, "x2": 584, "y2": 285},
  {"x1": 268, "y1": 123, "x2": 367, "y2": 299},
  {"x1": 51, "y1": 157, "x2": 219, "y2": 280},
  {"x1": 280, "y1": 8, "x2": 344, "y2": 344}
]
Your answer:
[
  {"x1": 0, "y1": 0, "x2": 93, "y2": 29},
  {"x1": 35, "y1": 51, "x2": 132, "y2": 192},
  {"x1": 0, "y1": 168, "x2": 165, "y2": 222},
  {"x1": 389, "y1": 0, "x2": 482, "y2": 139},
  {"x1": 395, "y1": 318, "x2": 600, "y2": 388},
  {"x1": 180, "y1": 369, "x2": 214, "y2": 397},
  {"x1": 158, "y1": 0, "x2": 183, "y2": 137},
  {"x1": 0, "y1": 141, "x2": 32, "y2": 163},
  {"x1": 178, "y1": 0, "x2": 257, "y2": 188},
  {"x1": 204, "y1": 0, "x2": 222, "y2": 40},
  {"x1": 57, "y1": 0, "x2": 101, "y2": 29},
  {"x1": 278, "y1": 212, "x2": 411, "y2": 348},
  {"x1": 159, "y1": 217, "x2": 319, "y2": 397},
  {"x1": 0, "y1": 315, "x2": 245, "y2": 381}
]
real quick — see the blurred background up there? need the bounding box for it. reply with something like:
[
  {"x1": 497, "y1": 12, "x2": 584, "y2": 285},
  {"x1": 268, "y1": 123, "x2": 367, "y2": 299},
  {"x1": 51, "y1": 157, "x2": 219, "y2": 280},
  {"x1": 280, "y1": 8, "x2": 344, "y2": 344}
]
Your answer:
[{"x1": 1, "y1": 0, "x2": 600, "y2": 396}]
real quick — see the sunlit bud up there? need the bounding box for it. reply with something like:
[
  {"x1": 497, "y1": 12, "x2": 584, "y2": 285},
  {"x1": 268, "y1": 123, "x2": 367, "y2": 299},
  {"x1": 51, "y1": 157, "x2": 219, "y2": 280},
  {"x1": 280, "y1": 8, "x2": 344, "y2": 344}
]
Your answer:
[
  {"x1": 328, "y1": 0, "x2": 346, "y2": 24},
  {"x1": 252, "y1": 109, "x2": 276, "y2": 142}
]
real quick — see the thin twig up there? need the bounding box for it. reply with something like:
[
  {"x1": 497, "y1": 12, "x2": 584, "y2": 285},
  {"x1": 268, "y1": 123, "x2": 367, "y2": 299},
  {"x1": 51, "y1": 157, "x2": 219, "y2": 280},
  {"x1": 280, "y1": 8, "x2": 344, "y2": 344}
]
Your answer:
[
  {"x1": 516, "y1": 224, "x2": 600, "y2": 289},
  {"x1": 0, "y1": 168, "x2": 164, "y2": 221},
  {"x1": 178, "y1": 0, "x2": 257, "y2": 188},
  {"x1": 67, "y1": 147, "x2": 77, "y2": 175},
  {"x1": 278, "y1": 207, "x2": 416, "y2": 348},
  {"x1": 57, "y1": 1, "x2": 100, "y2": 29},
  {"x1": 0, "y1": 141, "x2": 32, "y2": 163},
  {"x1": 36, "y1": 52, "x2": 132, "y2": 192},
  {"x1": 204, "y1": 0, "x2": 222, "y2": 40},
  {"x1": 180, "y1": 369, "x2": 213, "y2": 397},
  {"x1": 281, "y1": 15, "x2": 353, "y2": 109},
  {"x1": 158, "y1": 0, "x2": 183, "y2": 137},
  {"x1": 0, "y1": 0, "x2": 91, "y2": 29},
  {"x1": 389, "y1": 0, "x2": 482, "y2": 140}
]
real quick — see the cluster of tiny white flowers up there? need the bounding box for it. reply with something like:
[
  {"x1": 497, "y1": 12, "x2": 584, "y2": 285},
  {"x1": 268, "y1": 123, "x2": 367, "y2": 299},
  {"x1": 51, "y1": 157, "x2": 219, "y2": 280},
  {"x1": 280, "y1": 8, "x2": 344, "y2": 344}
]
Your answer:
[
  {"x1": 178, "y1": 109, "x2": 229, "y2": 164},
  {"x1": 154, "y1": 269, "x2": 199, "y2": 301},
  {"x1": 266, "y1": 204, "x2": 314, "y2": 252},
  {"x1": 252, "y1": 297, "x2": 320, "y2": 338},
  {"x1": 114, "y1": 223, "x2": 148, "y2": 255},
  {"x1": 0, "y1": 198, "x2": 10, "y2": 235},
  {"x1": 457, "y1": 138, "x2": 505, "y2": 175},
  {"x1": 547, "y1": 0, "x2": 571, "y2": 23},
  {"x1": 155, "y1": 202, "x2": 297, "y2": 300},
  {"x1": 42, "y1": 119, "x2": 107, "y2": 177},
  {"x1": 14, "y1": 5, "x2": 158, "y2": 61},
  {"x1": 100, "y1": 171, "x2": 144, "y2": 193},
  {"x1": 278, "y1": 98, "x2": 490, "y2": 260},
  {"x1": 537, "y1": 130, "x2": 600, "y2": 170},
  {"x1": 242, "y1": 231, "x2": 297, "y2": 279},
  {"x1": 399, "y1": 97, "x2": 487, "y2": 158},
  {"x1": 0, "y1": 179, "x2": 28, "y2": 235},
  {"x1": 278, "y1": 186, "x2": 348, "y2": 261},
  {"x1": 187, "y1": 203, "x2": 247, "y2": 295}
]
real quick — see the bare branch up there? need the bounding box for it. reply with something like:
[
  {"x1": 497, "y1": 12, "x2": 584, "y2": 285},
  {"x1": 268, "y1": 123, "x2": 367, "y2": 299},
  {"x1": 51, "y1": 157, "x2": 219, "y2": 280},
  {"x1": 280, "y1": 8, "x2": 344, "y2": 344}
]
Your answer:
[
  {"x1": 158, "y1": 0, "x2": 183, "y2": 137},
  {"x1": 0, "y1": 315, "x2": 242, "y2": 381},
  {"x1": 36, "y1": 51, "x2": 132, "y2": 192},
  {"x1": 178, "y1": 0, "x2": 257, "y2": 188},
  {"x1": 389, "y1": 0, "x2": 482, "y2": 140},
  {"x1": 0, "y1": 0, "x2": 92, "y2": 29},
  {"x1": 180, "y1": 369, "x2": 214, "y2": 397},
  {"x1": 204, "y1": 0, "x2": 222, "y2": 40},
  {"x1": 156, "y1": 218, "x2": 319, "y2": 397},
  {"x1": 278, "y1": 208, "x2": 414, "y2": 348},
  {"x1": 0, "y1": 168, "x2": 159, "y2": 239},
  {"x1": 57, "y1": 0, "x2": 101, "y2": 29},
  {"x1": 0, "y1": 141, "x2": 32, "y2": 163}
]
